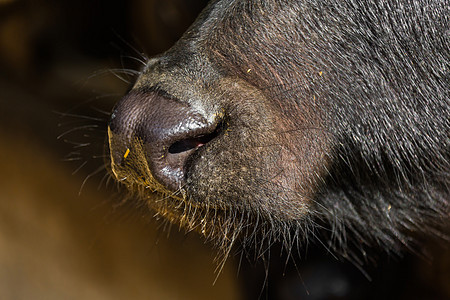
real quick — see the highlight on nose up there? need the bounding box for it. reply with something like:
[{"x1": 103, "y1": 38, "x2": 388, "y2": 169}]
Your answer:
[{"x1": 107, "y1": 89, "x2": 220, "y2": 191}]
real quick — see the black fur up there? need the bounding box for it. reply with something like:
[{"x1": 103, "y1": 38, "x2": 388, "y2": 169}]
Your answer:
[{"x1": 108, "y1": 0, "x2": 449, "y2": 268}]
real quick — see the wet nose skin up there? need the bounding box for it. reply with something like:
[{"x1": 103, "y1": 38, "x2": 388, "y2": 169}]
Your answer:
[{"x1": 108, "y1": 89, "x2": 217, "y2": 191}]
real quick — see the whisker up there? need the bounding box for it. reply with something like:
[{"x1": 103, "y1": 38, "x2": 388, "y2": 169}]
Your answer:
[
  {"x1": 107, "y1": 69, "x2": 132, "y2": 84},
  {"x1": 57, "y1": 125, "x2": 99, "y2": 139},
  {"x1": 63, "y1": 140, "x2": 91, "y2": 149},
  {"x1": 72, "y1": 161, "x2": 88, "y2": 175},
  {"x1": 121, "y1": 54, "x2": 148, "y2": 66},
  {"x1": 61, "y1": 157, "x2": 83, "y2": 162},
  {"x1": 90, "y1": 106, "x2": 113, "y2": 116},
  {"x1": 54, "y1": 110, "x2": 105, "y2": 122},
  {"x1": 110, "y1": 31, "x2": 149, "y2": 63},
  {"x1": 63, "y1": 151, "x2": 82, "y2": 157},
  {"x1": 98, "y1": 171, "x2": 113, "y2": 190},
  {"x1": 107, "y1": 68, "x2": 141, "y2": 76},
  {"x1": 79, "y1": 165, "x2": 106, "y2": 196}
]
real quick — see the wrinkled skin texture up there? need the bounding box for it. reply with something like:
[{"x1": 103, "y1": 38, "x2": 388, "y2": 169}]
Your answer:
[{"x1": 108, "y1": 0, "x2": 449, "y2": 263}]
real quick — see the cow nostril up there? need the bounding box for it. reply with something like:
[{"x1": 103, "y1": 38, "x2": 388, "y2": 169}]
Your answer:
[
  {"x1": 168, "y1": 138, "x2": 204, "y2": 154},
  {"x1": 108, "y1": 89, "x2": 225, "y2": 191},
  {"x1": 168, "y1": 129, "x2": 220, "y2": 154}
]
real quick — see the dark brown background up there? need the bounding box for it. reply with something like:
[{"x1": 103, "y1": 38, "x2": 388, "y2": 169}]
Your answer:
[{"x1": 0, "y1": 1, "x2": 244, "y2": 299}]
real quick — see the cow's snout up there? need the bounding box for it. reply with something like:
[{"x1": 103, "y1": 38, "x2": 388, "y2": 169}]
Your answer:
[{"x1": 108, "y1": 89, "x2": 220, "y2": 191}]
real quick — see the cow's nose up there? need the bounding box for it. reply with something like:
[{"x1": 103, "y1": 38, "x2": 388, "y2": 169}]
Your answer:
[{"x1": 107, "y1": 90, "x2": 219, "y2": 191}]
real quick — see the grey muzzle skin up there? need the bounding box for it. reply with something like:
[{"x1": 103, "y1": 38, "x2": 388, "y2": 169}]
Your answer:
[{"x1": 107, "y1": 89, "x2": 220, "y2": 192}]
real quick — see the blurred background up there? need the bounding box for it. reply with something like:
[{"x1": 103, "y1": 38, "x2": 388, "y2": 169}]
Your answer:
[
  {"x1": 0, "y1": 0, "x2": 448, "y2": 299},
  {"x1": 0, "y1": 0, "x2": 244, "y2": 299}
]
